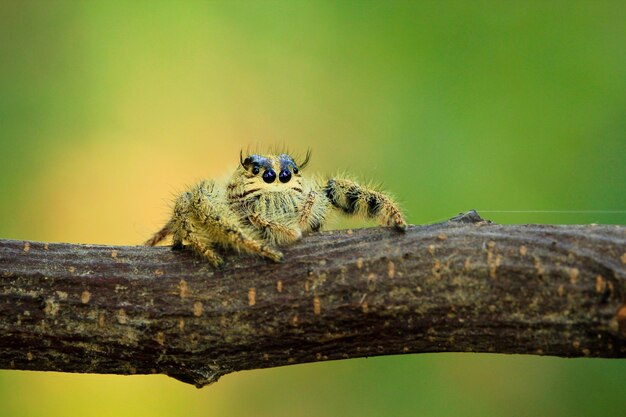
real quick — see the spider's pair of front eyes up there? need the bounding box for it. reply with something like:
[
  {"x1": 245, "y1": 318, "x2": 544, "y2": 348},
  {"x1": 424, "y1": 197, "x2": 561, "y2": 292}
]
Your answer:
[{"x1": 252, "y1": 167, "x2": 297, "y2": 183}]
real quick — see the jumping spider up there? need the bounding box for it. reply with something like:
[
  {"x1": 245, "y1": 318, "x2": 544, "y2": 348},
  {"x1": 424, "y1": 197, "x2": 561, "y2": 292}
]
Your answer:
[{"x1": 146, "y1": 151, "x2": 407, "y2": 265}]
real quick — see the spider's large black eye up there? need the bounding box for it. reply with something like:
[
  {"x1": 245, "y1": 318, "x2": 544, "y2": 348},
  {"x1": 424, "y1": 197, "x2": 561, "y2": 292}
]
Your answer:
[
  {"x1": 252, "y1": 166, "x2": 260, "y2": 175},
  {"x1": 279, "y1": 169, "x2": 291, "y2": 183},
  {"x1": 262, "y1": 169, "x2": 276, "y2": 183}
]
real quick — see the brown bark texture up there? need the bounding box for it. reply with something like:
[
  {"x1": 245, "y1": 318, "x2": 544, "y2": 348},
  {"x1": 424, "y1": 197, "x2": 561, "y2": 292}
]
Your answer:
[{"x1": 0, "y1": 211, "x2": 625, "y2": 388}]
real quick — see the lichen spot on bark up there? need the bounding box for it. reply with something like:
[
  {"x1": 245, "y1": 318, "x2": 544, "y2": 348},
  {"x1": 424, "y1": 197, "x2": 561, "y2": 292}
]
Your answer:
[
  {"x1": 117, "y1": 309, "x2": 128, "y2": 325},
  {"x1": 356, "y1": 257, "x2": 364, "y2": 269},
  {"x1": 44, "y1": 298, "x2": 59, "y2": 316},
  {"x1": 154, "y1": 269, "x2": 164, "y2": 277},
  {"x1": 489, "y1": 255, "x2": 501, "y2": 279},
  {"x1": 179, "y1": 280, "x2": 189, "y2": 298},
  {"x1": 568, "y1": 267, "x2": 579, "y2": 284},
  {"x1": 533, "y1": 257, "x2": 544, "y2": 276},
  {"x1": 81, "y1": 290, "x2": 91, "y2": 304},
  {"x1": 387, "y1": 261, "x2": 396, "y2": 278},
  {"x1": 595, "y1": 275, "x2": 606, "y2": 293},
  {"x1": 486, "y1": 241, "x2": 501, "y2": 279},
  {"x1": 313, "y1": 296, "x2": 321, "y2": 315},
  {"x1": 428, "y1": 244, "x2": 436, "y2": 255},
  {"x1": 432, "y1": 260, "x2": 442, "y2": 279},
  {"x1": 519, "y1": 245, "x2": 527, "y2": 256},
  {"x1": 193, "y1": 301, "x2": 203, "y2": 317},
  {"x1": 156, "y1": 331, "x2": 165, "y2": 346},
  {"x1": 111, "y1": 250, "x2": 118, "y2": 259},
  {"x1": 616, "y1": 304, "x2": 626, "y2": 336},
  {"x1": 98, "y1": 312, "x2": 105, "y2": 328},
  {"x1": 248, "y1": 288, "x2": 256, "y2": 306},
  {"x1": 276, "y1": 280, "x2": 283, "y2": 293},
  {"x1": 463, "y1": 257, "x2": 472, "y2": 272},
  {"x1": 26, "y1": 352, "x2": 33, "y2": 361},
  {"x1": 621, "y1": 252, "x2": 626, "y2": 265},
  {"x1": 23, "y1": 242, "x2": 30, "y2": 253}
]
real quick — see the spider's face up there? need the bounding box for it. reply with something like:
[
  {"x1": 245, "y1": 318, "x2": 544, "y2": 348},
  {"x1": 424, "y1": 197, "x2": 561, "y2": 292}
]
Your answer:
[{"x1": 239, "y1": 152, "x2": 309, "y2": 192}]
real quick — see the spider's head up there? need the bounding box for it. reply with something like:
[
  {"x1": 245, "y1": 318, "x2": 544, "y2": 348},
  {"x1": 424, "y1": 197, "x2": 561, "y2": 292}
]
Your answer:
[{"x1": 239, "y1": 150, "x2": 310, "y2": 189}]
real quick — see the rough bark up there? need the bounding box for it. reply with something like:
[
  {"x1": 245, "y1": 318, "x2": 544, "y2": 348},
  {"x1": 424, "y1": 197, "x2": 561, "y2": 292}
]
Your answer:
[{"x1": 0, "y1": 211, "x2": 624, "y2": 388}]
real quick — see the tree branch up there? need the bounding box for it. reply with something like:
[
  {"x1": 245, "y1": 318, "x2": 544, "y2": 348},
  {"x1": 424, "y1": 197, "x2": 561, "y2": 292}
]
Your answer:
[{"x1": 0, "y1": 211, "x2": 625, "y2": 387}]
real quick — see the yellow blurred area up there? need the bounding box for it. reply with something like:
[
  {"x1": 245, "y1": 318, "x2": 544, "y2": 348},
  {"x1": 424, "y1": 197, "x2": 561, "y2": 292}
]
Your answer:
[
  {"x1": 1, "y1": 1, "x2": 625, "y2": 416},
  {"x1": 23, "y1": 137, "x2": 235, "y2": 244}
]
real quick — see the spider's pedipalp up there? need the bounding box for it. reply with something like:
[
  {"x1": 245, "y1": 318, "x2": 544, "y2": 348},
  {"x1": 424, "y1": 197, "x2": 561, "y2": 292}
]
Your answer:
[
  {"x1": 248, "y1": 212, "x2": 301, "y2": 246},
  {"x1": 299, "y1": 188, "x2": 330, "y2": 232}
]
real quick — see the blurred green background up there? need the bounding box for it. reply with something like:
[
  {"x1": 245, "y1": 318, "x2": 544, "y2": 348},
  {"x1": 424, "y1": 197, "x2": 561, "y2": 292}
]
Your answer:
[{"x1": 1, "y1": 1, "x2": 625, "y2": 416}]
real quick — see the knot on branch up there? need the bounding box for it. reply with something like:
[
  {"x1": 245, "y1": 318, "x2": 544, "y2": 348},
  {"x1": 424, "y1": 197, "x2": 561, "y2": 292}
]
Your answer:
[{"x1": 449, "y1": 209, "x2": 490, "y2": 224}]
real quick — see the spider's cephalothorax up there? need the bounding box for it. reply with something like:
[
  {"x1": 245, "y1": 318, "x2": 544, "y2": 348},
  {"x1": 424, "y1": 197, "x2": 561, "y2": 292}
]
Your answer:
[{"x1": 145, "y1": 151, "x2": 407, "y2": 265}]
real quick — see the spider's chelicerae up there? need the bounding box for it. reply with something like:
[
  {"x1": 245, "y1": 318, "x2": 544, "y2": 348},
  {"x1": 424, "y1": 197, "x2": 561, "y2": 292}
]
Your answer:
[{"x1": 146, "y1": 151, "x2": 407, "y2": 265}]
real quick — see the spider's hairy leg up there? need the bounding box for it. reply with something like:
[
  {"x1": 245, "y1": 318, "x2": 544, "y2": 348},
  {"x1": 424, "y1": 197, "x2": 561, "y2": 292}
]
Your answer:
[
  {"x1": 184, "y1": 235, "x2": 223, "y2": 266},
  {"x1": 190, "y1": 181, "x2": 283, "y2": 262},
  {"x1": 247, "y1": 212, "x2": 301, "y2": 246},
  {"x1": 324, "y1": 178, "x2": 407, "y2": 231},
  {"x1": 299, "y1": 188, "x2": 331, "y2": 232},
  {"x1": 170, "y1": 190, "x2": 223, "y2": 266},
  {"x1": 144, "y1": 222, "x2": 172, "y2": 246}
]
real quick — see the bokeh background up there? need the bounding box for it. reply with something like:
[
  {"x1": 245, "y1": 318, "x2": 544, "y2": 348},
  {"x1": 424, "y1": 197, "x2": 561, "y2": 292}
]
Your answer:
[{"x1": 1, "y1": 1, "x2": 626, "y2": 416}]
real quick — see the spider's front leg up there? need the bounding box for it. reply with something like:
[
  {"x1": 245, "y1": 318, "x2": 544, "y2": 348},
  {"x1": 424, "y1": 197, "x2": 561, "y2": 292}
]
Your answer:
[
  {"x1": 169, "y1": 190, "x2": 224, "y2": 266},
  {"x1": 177, "y1": 181, "x2": 284, "y2": 264},
  {"x1": 324, "y1": 178, "x2": 407, "y2": 231}
]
